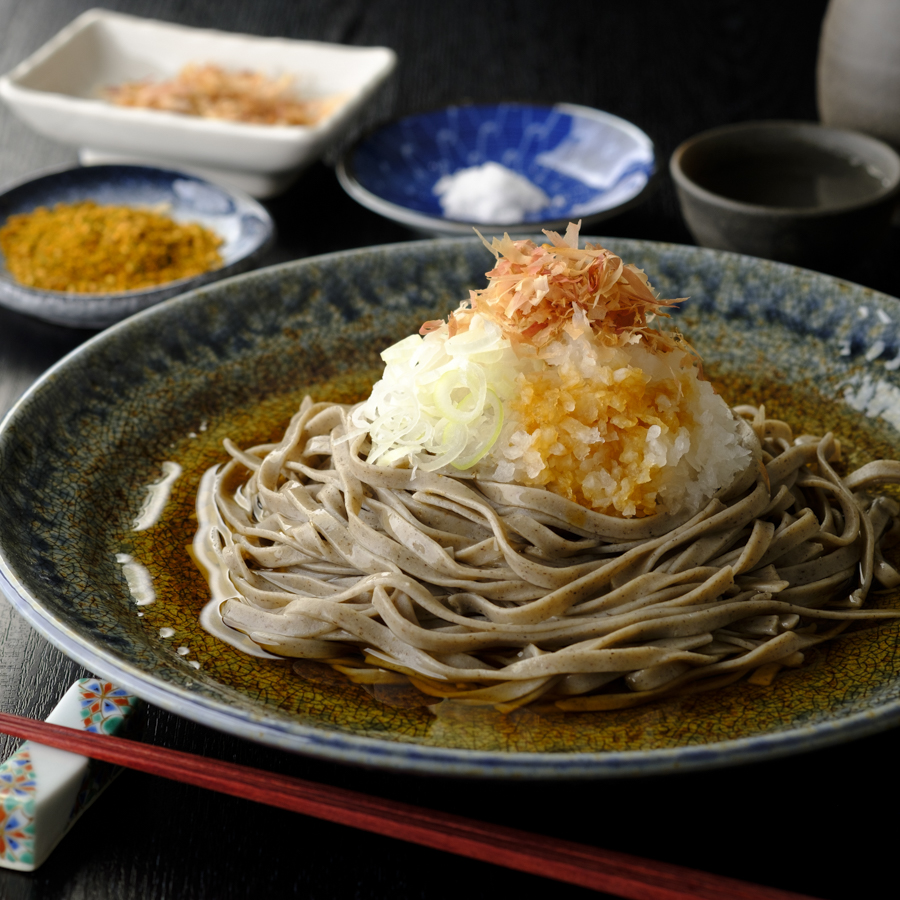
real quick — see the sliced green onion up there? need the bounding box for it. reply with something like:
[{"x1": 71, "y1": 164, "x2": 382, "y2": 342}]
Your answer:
[
  {"x1": 452, "y1": 390, "x2": 504, "y2": 470},
  {"x1": 434, "y1": 367, "x2": 487, "y2": 425}
]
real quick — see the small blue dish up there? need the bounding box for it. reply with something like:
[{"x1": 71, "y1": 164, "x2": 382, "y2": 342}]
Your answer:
[
  {"x1": 337, "y1": 102, "x2": 655, "y2": 235},
  {"x1": 0, "y1": 164, "x2": 274, "y2": 329}
]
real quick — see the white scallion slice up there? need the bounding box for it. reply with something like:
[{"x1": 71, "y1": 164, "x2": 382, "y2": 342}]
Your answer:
[
  {"x1": 433, "y1": 366, "x2": 487, "y2": 426},
  {"x1": 452, "y1": 390, "x2": 504, "y2": 470},
  {"x1": 417, "y1": 422, "x2": 469, "y2": 471}
]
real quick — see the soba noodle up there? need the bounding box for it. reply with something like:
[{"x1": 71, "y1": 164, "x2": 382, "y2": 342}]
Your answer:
[
  {"x1": 198, "y1": 399, "x2": 900, "y2": 711},
  {"x1": 195, "y1": 227, "x2": 900, "y2": 711}
]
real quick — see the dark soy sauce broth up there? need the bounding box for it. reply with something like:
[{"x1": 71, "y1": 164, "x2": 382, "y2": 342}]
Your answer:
[{"x1": 695, "y1": 145, "x2": 887, "y2": 209}]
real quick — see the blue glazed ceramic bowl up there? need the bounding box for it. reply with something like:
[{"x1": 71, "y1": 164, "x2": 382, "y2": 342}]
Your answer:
[
  {"x1": 3, "y1": 236, "x2": 900, "y2": 778},
  {"x1": 337, "y1": 103, "x2": 655, "y2": 234},
  {"x1": 0, "y1": 164, "x2": 274, "y2": 328}
]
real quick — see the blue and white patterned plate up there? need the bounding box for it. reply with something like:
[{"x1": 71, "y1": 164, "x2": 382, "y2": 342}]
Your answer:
[{"x1": 337, "y1": 103, "x2": 655, "y2": 234}]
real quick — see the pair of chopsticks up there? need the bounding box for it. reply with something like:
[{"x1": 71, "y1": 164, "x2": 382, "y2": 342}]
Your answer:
[{"x1": 0, "y1": 710, "x2": 818, "y2": 900}]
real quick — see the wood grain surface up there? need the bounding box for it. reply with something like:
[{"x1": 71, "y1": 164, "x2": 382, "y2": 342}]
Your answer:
[{"x1": 0, "y1": 2, "x2": 897, "y2": 899}]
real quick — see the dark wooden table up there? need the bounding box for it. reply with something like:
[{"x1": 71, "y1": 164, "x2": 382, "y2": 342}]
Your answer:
[{"x1": 1, "y1": 2, "x2": 898, "y2": 898}]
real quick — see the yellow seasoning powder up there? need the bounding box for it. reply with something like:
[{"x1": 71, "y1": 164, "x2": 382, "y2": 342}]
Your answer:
[{"x1": 0, "y1": 200, "x2": 224, "y2": 293}]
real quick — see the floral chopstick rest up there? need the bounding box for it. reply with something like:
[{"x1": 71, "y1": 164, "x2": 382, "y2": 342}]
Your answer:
[{"x1": 0, "y1": 678, "x2": 141, "y2": 871}]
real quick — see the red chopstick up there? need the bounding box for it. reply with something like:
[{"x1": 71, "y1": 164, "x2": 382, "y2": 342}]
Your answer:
[{"x1": 0, "y1": 710, "x2": 818, "y2": 900}]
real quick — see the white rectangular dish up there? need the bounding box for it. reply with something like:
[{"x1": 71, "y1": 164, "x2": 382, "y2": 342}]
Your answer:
[{"x1": 0, "y1": 9, "x2": 397, "y2": 197}]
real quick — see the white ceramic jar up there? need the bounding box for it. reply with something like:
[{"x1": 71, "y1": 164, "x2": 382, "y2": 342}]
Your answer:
[{"x1": 817, "y1": 0, "x2": 900, "y2": 150}]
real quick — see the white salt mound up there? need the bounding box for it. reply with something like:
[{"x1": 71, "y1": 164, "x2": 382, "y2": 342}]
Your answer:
[{"x1": 433, "y1": 162, "x2": 550, "y2": 223}]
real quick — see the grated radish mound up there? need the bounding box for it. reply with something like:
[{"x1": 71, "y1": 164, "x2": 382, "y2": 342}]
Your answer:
[{"x1": 478, "y1": 337, "x2": 751, "y2": 517}]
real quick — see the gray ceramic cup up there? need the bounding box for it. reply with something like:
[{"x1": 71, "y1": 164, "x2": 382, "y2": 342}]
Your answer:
[{"x1": 670, "y1": 120, "x2": 900, "y2": 269}]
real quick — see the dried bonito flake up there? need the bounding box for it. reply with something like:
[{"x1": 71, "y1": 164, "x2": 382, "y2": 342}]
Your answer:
[
  {"x1": 103, "y1": 63, "x2": 341, "y2": 126},
  {"x1": 451, "y1": 223, "x2": 687, "y2": 352},
  {"x1": 0, "y1": 201, "x2": 223, "y2": 293}
]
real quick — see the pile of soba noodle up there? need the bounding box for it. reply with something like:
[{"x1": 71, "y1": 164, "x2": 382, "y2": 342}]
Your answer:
[{"x1": 200, "y1": 225, "x2": 900, "y2": 711}]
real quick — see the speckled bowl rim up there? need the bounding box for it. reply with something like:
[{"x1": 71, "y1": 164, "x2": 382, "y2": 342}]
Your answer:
[
  {"x1": 336, "y1": 102, "x2": 657, "y2": 235},
  {"x1": 3, "y1": 237, "x2": 900, "y2": 779}
]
